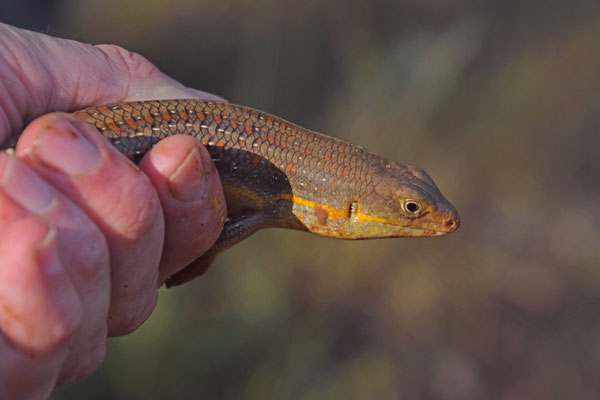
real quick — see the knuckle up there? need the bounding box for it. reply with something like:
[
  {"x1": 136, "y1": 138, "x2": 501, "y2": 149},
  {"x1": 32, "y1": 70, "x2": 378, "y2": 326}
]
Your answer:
[
  {"x1": 40, "y1": 313, "x2": 79, "y2": 352},
  {"x1": 107, "y1": 292, "x2": 157, "y2": 336},
  {"x1": 3, "y1": 309, "x2": 80, "y2": 356},
  {"x1": 76, "y1": 229, "x2": 110, "y2": 280},
  {"x1": 100, "y1": 44, "x2": 159, "y2": 81},
  {"x1": 81, "y1": 341, "x2": 106, "y2": 377},
  {"x1": 53, "y1": 201, "x2": 110, "y2": 282},
  {"x1": 113, "y1": 178, "x2": 162, "y2": 239},
  {"x1": 56, "y1": 340, "x2": 106, "y2": 387}
]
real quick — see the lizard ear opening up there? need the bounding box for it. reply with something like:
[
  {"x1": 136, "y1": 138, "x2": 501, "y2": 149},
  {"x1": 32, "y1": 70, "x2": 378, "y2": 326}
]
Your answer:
[{"x1": 347, "y1": 200, "x2": 359, "y2": 220}]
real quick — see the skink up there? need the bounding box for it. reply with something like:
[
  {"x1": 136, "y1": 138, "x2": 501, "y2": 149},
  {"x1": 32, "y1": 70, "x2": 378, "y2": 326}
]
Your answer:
[{"x1": 7, "y1": 99, "x2": 461, "y2": 286}]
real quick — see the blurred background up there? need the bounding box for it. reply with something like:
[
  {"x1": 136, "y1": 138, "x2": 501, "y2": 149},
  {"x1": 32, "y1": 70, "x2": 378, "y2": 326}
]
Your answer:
[{"x1": 3, "y1": 0, "x2": 600, "y2": 398}]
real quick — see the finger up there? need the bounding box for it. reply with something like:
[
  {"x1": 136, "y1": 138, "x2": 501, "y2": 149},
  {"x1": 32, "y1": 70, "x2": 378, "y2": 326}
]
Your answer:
[
  {"x1": 94, "y1": 44, "x2": 219, "y2": 103},
  {"x1": 16, "y1": 113, "x2": 164, "y2": 336},
  {"x1": 184, "y1": 87, "x2": 226, "y2": 102},
  {"x1": 0, "y1": 24, "x2": 221, "y2": 140},
  {"x1": 139, "y1": 134, "x2": 226, "y2": 284},
  {"x1": 0, "y1": 218, "x2": 76, "y2": 398},
  {"x1": 0, "y1": 213, "x2": 81, "y2": 399},
  {"x1": 0, "y1": 153, "x2": 111, "y2": 386},
  {"x1": 0, "y1": 218, "x2": 81, "y2": 353},
  {"x1": 0, "y1": 333, "x2": 66, "y2": 400}
]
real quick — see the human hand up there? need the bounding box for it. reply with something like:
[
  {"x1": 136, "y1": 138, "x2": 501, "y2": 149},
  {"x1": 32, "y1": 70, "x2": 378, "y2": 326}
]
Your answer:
[{"x1": 0, "y1": 23, "x2": 226, "y2": 399}]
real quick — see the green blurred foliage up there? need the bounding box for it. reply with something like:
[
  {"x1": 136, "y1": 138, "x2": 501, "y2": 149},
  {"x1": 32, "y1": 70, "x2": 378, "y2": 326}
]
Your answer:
[{"x1": 4, "y1": 0, "x2": 600, "y2": 398}]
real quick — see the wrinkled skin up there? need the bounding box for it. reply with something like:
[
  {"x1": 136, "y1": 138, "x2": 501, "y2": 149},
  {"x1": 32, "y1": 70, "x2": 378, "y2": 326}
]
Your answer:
[{"x1": 0, "y1": 23, "x2": 226, "y2": 399}]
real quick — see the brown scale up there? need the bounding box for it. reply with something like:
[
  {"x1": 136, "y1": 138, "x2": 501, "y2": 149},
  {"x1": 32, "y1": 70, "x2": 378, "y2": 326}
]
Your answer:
[{"x1": 60, "y1": 99, "x2": 461, "y2": 286}]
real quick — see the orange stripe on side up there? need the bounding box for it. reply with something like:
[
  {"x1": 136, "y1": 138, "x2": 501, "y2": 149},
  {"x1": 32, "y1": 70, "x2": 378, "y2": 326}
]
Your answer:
[
  {"x1": 280, "y1": 194, "x2": 346, "y2": 220},
  {"x1": 224, "y1": 188, "x2": 396, "y2": 227},
  {"x1": 226, "y1": 182, "x2": 409, "y2": 229}
]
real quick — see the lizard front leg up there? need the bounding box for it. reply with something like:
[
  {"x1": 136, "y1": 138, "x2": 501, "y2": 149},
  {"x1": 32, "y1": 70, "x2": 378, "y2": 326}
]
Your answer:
[{"x1": 165, "y1": 212, "x2": 269, "y2": 287}]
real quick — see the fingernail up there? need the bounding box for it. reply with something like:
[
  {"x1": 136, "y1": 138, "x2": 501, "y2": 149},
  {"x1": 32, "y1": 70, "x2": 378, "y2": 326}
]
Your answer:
[
  {"x1": 167, "y1": 146, "x2": 208, "y2": 202},
  {"x1": 0, "y1": 153, "x2": 55, "y2": 213},
  {"x1": 36, "y1": 117, "x2": 101, "y2": 175},
  {"x1": 36, "y1": 226, "x2": 83, "y2": 349},
  {"x1": 36, "y1": 227, "x2": 62, "y2": 275},
  {"x1": 34, "y1": 225, "x2": 84, "y2": 334}
]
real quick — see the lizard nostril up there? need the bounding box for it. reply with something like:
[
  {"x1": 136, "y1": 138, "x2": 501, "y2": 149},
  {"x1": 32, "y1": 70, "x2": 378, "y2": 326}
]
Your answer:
[{"x1": 445, "y1": 219, "x2": 457, "y2": 231}]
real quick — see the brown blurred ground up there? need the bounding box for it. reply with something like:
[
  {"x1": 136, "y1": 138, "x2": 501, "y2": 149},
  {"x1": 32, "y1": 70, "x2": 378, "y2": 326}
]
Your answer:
[{"x1": 3, "y1": 0, "x2": 600, "y2": 398}]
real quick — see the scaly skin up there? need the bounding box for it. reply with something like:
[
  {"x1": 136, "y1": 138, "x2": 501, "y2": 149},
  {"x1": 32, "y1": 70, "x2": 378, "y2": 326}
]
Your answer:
[{"x1": 70, "y1": 99, "x2": 460, "y2": 286}]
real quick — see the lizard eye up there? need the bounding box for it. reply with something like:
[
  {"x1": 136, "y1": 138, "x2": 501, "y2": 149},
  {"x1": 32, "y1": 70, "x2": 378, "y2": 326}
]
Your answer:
[{"x1": 402, "y1": 199, "x2": 422, "y2": 216}]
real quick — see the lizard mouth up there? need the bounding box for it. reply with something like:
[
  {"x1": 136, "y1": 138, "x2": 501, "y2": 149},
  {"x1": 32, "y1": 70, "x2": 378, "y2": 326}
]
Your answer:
[
  {"x1": 391, "y1": 214, "x2": 460, "y2": 237},
  {"x1": 429, "y1": 216, "x2": 460, "y2": 236}
]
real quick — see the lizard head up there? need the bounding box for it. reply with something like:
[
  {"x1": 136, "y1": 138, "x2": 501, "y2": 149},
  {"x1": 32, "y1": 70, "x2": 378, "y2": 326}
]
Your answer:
[{"x1": 348, "y1": 161, "x2": 460, "y2": 238}]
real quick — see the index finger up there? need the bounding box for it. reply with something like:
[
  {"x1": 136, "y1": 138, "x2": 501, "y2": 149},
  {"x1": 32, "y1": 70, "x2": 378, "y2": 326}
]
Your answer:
[{"x1": 0, "y1": 23, "x2": 222, "y2": 141}]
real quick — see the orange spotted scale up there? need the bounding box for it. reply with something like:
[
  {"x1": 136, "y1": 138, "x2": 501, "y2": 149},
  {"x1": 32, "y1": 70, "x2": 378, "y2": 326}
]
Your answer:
[{"x1": 70, "y1": 99, "x2": 460, "y2": 286}]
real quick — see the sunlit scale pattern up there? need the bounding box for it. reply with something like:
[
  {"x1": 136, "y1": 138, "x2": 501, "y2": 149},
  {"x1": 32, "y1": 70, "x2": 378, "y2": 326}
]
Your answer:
[
  {"x1": 75, "y1": 99, "x2": 396, "y2": 235},
  {"x1": 71, "y1": 98, "x2": 460, "y2": 286}
]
